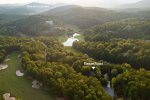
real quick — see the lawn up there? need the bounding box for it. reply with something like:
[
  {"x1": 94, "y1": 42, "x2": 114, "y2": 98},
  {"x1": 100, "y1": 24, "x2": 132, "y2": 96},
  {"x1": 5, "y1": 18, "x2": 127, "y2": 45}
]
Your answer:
[
  {"x1": 74, "y1": 34, "x2": 85, "y2": 42},
  {"x1": 0, "y1": 52, "x2": 55, "y2": 100}
]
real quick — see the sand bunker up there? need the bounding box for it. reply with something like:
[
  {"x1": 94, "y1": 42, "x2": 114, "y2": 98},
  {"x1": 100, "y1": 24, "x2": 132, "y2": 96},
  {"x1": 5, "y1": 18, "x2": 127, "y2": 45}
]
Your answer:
[
  {"x1": 4, "y1": 59, "x2": 11, "y2": 62},
  {"x1": 0, "y1": 64, "x2": 8, "y2": 70},
  {"x1": 16, "y1": 70, "x2": 24, "y2": 76},
  {"x1": 32, "y1": 80, "x2": 42, "y2": 89},
  {"x1": 3, "y1": 93, "x2": 16, "y2": 100}
]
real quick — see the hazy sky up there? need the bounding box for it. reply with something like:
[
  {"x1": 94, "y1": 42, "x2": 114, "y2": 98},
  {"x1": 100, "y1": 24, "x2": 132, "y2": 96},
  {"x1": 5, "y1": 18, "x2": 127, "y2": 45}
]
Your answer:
[{"x1": 0, "y1": 0, "x2": 142, "y2": 7}]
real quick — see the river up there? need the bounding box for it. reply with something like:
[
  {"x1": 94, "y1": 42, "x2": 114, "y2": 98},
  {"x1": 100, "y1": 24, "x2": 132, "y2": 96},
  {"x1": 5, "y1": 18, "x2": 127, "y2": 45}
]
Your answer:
[{"x1": 104, "y1": 73, "x2": 115, "y2": 98}]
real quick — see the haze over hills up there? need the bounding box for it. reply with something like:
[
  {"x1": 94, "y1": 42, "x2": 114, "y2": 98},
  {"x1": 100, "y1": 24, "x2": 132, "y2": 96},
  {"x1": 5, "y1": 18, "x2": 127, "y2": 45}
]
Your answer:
[
  {"x1": 118, "y1": 0, "x2": 150, "y2": 9},
  {"x1": 25, "y1": 2, "x2": 50, "y2": 7},
  {"x1": 43, "y1": 5, "x2": 150, "y2": 29},
  {"x1": 43, "y1": 5, "x2": 125, "y2": 29},
  {"x1": 0, "y1": 2, "x2": 66, "y2": 15},
  {"x1": 0, "y1": 0, "x2": 149, "y2": 15}
]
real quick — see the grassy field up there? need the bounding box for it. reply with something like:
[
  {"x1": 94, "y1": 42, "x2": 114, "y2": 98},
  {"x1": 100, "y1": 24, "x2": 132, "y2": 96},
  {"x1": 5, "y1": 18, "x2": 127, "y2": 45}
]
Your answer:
[
  {"x1": 74, "y1": 34, "x2": 84, "y2": 42},
  {"x1": 0, "y1": 52, "x2": 55, "y2": 100},
  {"x1": 57, "y1": 35, "x2": 68, "y2": 43}
]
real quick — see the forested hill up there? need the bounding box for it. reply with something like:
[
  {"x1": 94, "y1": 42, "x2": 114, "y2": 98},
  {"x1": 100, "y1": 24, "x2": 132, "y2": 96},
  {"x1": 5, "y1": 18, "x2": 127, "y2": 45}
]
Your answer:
[
  {"x1": 1, "y1": 5, "x2": 150, "y2": 37},
  {"x1": 85, "y1": 19, "x2": 150, "y2": 41},
  {"x1": 43, "y1": 5, "x2": 150, "y2": 29},
  {"x1": 0, "y1": 15, "x2": 71, "y2": 36},
  {"x1": 43, "y1": 5, "x2": 131, "y2": 29}
]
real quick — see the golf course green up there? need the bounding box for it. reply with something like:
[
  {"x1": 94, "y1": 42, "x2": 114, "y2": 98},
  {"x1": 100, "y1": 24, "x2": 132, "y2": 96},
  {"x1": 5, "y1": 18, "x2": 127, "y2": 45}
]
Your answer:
[{"x1": 0, "y1": 52, "x2": 55, "y2": 100}]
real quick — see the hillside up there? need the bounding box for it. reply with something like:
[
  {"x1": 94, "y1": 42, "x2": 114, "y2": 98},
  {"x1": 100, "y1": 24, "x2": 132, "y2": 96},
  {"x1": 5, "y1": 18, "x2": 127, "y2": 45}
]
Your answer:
[
  {"x1": 1, "y1": 15, "x2": 69, "y2": 36},
  {"x1": 44, "y1": 5, "x2": 129, "y2": 29},
  {"x1": 0, "y1": 5, "x2": 150, "y2": 36},
  {"x1": 44, "y1": 5, "x2": 150, "y2": 29},
  {"x1": 85, "y1": 19, "x2": 150, "y2": 41}
]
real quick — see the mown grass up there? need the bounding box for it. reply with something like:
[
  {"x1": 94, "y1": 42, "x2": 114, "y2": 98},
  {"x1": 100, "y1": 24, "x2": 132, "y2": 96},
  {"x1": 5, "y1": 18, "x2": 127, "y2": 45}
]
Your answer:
[
  {"x1": 0, "y1": 52, "x2": 55, "y2": 100},
  {"x1": 74, "y1": 34, "x2": 85, "y2": 41}
]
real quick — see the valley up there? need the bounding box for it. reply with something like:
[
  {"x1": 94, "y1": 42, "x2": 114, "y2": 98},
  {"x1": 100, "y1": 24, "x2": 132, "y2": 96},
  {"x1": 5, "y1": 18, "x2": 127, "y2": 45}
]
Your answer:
[{"x1": 0, "y1": 0, "x2": 150, "y2": 100}]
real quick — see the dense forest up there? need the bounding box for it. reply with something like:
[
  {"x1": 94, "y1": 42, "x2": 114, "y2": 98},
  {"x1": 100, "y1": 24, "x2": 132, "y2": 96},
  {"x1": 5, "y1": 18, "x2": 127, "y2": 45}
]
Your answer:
[
  {"x1": 0, "y1": 37, "x2": 149, "y2": 100},
  {"x1": 0, "y1": 15, "x2": 72, "y2": 36},
  {"x1": 0, "y1": 1, "x2": 150, "y2": 100},
  {"x1": 0, "y1": 37, "x2": 111, "y2": 99},
  {"x1": 73, "y1": 39, "x2": 150, "y2": 69},
  {"x1": 85, "y1": 19, "x2": 150, "y2": 41}
]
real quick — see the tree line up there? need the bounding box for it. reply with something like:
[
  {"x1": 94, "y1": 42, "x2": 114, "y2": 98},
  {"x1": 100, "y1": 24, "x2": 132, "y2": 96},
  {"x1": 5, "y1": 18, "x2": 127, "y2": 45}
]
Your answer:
[{"x1": 73, "y1": 39, "x2": 150, "y2": 70}]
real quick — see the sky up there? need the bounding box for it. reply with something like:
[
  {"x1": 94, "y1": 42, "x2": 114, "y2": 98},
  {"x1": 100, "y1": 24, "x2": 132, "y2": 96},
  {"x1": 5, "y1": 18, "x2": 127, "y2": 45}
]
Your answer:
[{"x1": 0, "y1": 0, "x2": 142, "y2": 8}]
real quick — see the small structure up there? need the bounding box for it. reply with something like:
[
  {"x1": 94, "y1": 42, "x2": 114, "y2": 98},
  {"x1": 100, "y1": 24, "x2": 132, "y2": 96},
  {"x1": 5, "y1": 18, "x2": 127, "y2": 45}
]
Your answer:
[
  {"x1": 45, "y1": 21, "x2": 54, "y2": 26},
  {"x1": 3, "y1": 93, "x2": 16, "y2": 100},
  {"x1": 16, "y1": 70, "x2": 24, "y2": 77},
  {"x1": 32, "y1": 80, "x2": 43, "y2": 89}
]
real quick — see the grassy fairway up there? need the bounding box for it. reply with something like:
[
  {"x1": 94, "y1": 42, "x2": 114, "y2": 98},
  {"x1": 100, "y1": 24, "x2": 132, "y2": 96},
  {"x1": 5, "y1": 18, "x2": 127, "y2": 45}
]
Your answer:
[
  {"x1": 74, "y1": 34, "x2": 84, "y2": 42},
  {"x1": 0, "y1": 52, "x2": 55, "y2": 100}
]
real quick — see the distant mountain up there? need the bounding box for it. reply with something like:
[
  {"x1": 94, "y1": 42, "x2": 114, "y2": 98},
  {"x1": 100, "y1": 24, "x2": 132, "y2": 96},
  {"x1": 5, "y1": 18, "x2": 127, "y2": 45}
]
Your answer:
[
  {"x1": 118, "y1": 0, "x2": 150, "y2": 9},
  {"x1": 43, "y1": 5, "x2": 141, "y2": 29},
  {"x1": 0, "y1": 2, "x2": 66, "y2": 15},
  {"x1": 25, "y1": 2, "x2": 50, "y2": 7}
]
